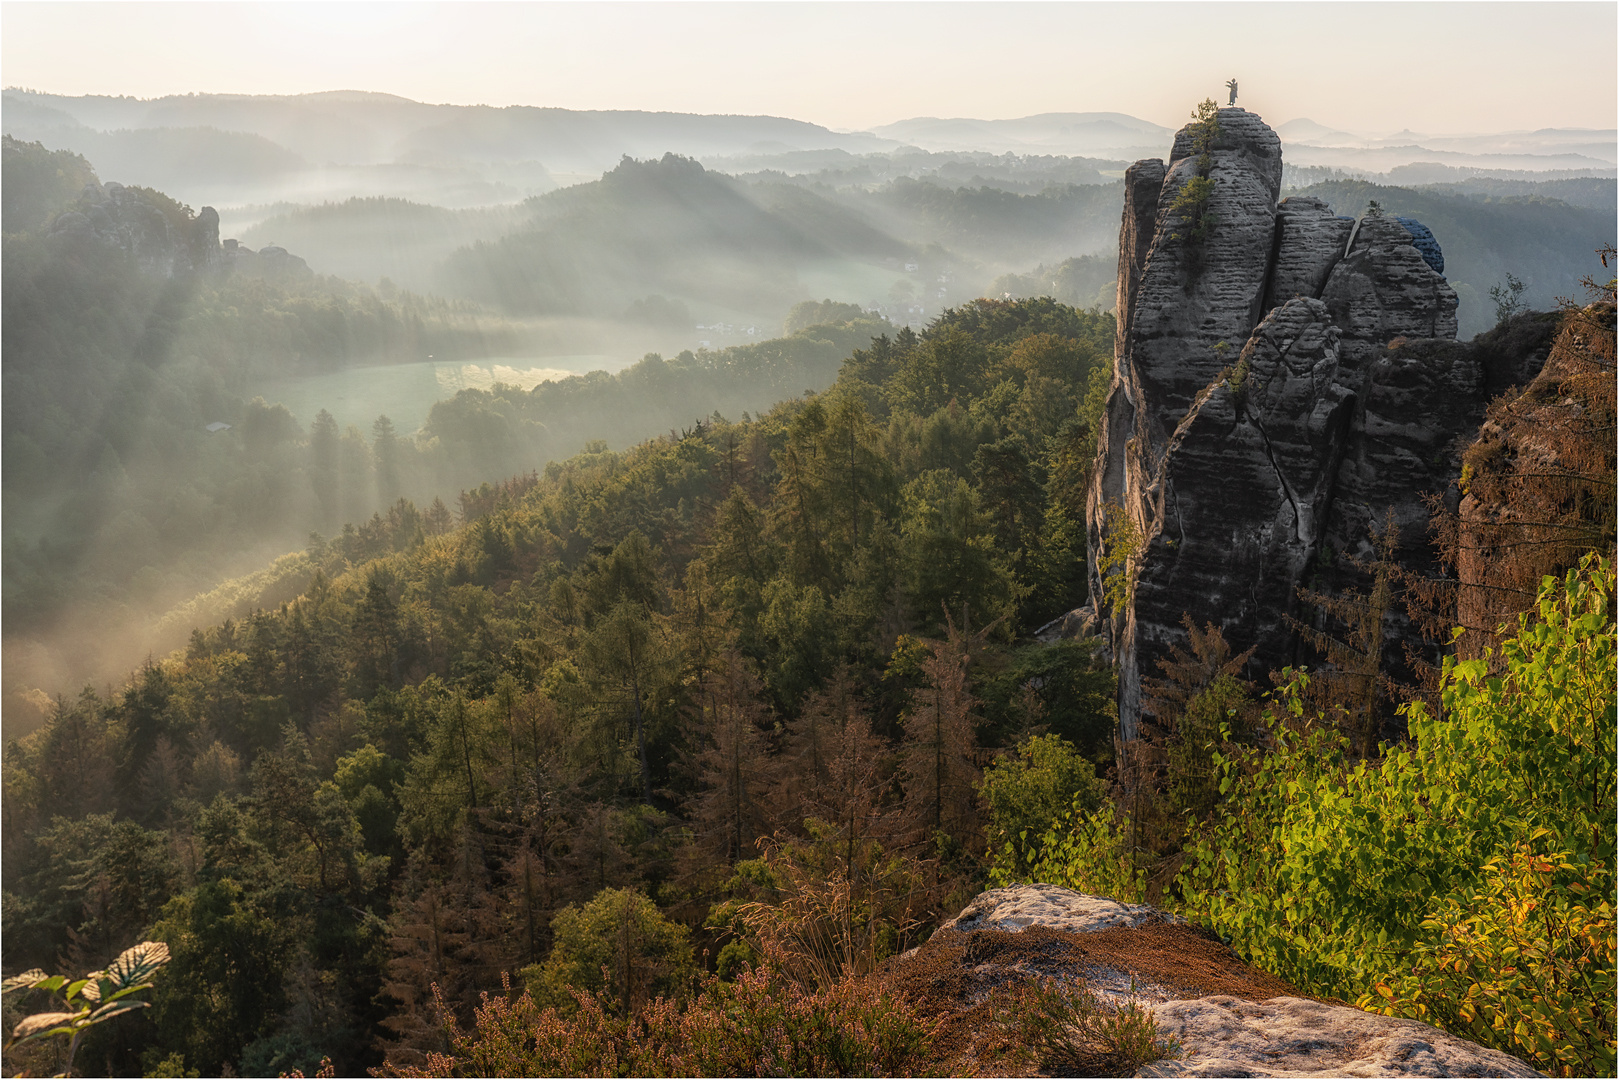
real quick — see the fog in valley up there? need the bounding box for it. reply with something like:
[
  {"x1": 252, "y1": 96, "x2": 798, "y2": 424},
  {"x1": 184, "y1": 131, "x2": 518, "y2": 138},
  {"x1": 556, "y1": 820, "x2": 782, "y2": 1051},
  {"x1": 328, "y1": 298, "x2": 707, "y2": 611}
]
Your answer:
[
  {"x1": 1, "y1": 6, "x2": 1617, "y2": 1077},
  {"x1": 4, "y1": 79, "x2": 1616, "y2": 737}
]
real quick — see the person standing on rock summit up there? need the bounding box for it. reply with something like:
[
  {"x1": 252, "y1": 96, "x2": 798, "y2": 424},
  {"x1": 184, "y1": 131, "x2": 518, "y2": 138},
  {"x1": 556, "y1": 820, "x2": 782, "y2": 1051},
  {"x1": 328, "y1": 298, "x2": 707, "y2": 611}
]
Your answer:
[{"x1": 1226, "y1": 78, "x2": 1238, "y2": 106}]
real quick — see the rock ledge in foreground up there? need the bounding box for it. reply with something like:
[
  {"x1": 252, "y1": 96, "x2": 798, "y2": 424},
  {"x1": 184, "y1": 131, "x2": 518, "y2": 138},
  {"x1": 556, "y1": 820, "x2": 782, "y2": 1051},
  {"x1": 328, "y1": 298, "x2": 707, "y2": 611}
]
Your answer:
[{"x1": 920, "y1": 887, "x2": 1540, "y2": 1078}]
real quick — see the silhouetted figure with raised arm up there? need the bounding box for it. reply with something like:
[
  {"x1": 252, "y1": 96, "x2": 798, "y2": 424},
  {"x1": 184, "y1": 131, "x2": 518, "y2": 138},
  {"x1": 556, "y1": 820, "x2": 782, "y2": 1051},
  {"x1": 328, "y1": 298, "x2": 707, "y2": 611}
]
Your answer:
[{"x1": 1226, "y1": 78, "x2": 1239, "y2": 106}]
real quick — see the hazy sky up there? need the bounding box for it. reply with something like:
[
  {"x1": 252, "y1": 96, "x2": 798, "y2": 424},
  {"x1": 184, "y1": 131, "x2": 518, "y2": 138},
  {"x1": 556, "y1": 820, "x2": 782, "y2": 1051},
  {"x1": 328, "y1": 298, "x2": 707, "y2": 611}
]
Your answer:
[{"x1": 3, "y1": 2, "x2": 1614, "y2": 135}]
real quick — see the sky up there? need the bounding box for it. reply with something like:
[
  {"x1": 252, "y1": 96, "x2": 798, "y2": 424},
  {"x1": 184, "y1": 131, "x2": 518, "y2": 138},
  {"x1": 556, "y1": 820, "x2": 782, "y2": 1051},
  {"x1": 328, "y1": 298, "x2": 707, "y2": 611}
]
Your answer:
[{"x1": 2, "y1": 1, "x2": 1615, "y2": 136}]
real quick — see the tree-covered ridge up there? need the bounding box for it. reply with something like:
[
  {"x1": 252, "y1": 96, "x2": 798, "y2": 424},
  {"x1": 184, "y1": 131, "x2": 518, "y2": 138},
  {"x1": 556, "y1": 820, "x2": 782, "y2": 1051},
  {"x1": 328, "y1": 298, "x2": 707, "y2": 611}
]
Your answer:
[
  {"x1": 1, "y1": 297, "x2": 1118, "y2": 1077},
  {"x1": 0, "y1": 136, "x2": 918, "y2": 713},
  {"x1": 0, "y1": 136, "x2": 100, "y2": 235},
  {"x1": 441, "y1": 154, "x2": 911, "y2": 319}
]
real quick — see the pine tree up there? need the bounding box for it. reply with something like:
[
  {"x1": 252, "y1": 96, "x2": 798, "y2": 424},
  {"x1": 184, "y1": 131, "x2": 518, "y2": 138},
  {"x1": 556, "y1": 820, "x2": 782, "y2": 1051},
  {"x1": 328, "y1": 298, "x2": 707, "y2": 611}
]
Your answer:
[
  {"x1": 898, "y1": 612, "x2": 990, "y2": 855},
  {"x1": 682, "y1": 649, "x2": 772, "y2": 866}
]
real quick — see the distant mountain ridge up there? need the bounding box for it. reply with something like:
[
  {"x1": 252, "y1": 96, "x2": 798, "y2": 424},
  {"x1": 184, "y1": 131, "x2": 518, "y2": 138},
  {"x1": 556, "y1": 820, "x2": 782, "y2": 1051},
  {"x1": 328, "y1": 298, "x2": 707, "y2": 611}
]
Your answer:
[
  {"x1": 1276, "y1": 116, "x2": 1617, "y2": 173},
  {"x1": 2, "y1": 89, "x2": 901, "y2": 173}
]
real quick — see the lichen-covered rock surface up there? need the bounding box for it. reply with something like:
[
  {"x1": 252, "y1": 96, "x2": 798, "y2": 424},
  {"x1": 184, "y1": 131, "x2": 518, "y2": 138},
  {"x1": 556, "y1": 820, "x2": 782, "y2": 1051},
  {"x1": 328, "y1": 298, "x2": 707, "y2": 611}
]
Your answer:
[
  {"x1": 940, "y1": 883, "x2": 1182, "y2": 934},
  {"x1": 888, "y1": 886, "x2": 1539, "y2": 1077},
  {"x1": 1088, "y1": 106, "x2": 1558, "y2": 738},
  {"x1": 1144, "y1": 994, "x2": 1540, "y2": 1078}
]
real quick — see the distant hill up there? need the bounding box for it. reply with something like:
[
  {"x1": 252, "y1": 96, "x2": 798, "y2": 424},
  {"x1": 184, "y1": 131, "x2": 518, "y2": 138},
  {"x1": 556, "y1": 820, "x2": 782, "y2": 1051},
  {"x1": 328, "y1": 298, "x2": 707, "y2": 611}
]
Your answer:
[
  {"x1": 239, "y1": 198, "x2": 529, "y2": 291},
  {"x1": 841, "y1": 177, "x2": 1124, "y2": 268},
  {"x1": 1410, "y1": 175, "x2": 1616, "y2": 212},
  {"x1": 707, "y1": 147, "x2": 1122, "y2": 191},
  {"x1": 2, "y1": 89, "x2": 900, "y2": 175},
  {"x1": 439, "y1": 154, "x2": 912, "y2": 321},
  {"x1": 433, "y1": 154, "x2": 1144, "y2": 327},
  {"x1": 1277, "y1": 120, "x2": 1616, "y2": 175}
]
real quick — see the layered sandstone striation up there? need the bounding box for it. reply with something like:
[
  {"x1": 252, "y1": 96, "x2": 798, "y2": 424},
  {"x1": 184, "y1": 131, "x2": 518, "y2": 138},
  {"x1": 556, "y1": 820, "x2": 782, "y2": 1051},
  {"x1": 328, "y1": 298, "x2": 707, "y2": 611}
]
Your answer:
[{"x1": 1088, "y1": 108, "x2": 1555, "y2": 739}]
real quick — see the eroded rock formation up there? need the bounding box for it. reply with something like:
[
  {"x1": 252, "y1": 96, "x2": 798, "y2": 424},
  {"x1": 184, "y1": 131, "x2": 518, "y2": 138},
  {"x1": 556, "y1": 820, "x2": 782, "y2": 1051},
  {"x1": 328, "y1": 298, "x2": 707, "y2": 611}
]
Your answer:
[
  {"x1": 1088, "y1": 108, "x2": 1555, "y2": 739},
  {"x1": 47, "y1": 179, "x2": 309, "y2": 282}
]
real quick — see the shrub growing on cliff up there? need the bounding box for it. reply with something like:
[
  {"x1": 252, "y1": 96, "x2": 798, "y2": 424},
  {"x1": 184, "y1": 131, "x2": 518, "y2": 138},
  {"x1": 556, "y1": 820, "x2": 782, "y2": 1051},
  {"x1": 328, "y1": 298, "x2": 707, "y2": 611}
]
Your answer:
[
  {"x1": 980, "y1": 734, "x2": 1105, "y2": 881},
  {"x1": 1179, "y1": 554, "x2": 1616, "y2": 1073},
  {"x1": 1009, "y1": 802, "x2": 1147, "y2": 904},
  {"x1": 1169, "y1": 99, "x2": 1222, "y2": 248},
  {"x1": 1097, "y1": 503, "x2": 1141, "y2": 621}
]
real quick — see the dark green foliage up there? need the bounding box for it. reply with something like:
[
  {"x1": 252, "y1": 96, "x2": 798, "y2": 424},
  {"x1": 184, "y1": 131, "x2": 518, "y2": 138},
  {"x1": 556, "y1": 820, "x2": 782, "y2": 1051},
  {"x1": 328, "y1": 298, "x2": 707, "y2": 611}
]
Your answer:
[
  {"x1": 4, "y1": 295, "x2": 1122, "y2": 1075},
  {"x1": 1168, "y1": 100, "x2": 1222, "y2": 248},
  {"x1": 521, "y1": 887, "x2": 695, "y2": 1016},
  {"x1": 1, "y1": 135, "x2": 99, "y2": 234}
]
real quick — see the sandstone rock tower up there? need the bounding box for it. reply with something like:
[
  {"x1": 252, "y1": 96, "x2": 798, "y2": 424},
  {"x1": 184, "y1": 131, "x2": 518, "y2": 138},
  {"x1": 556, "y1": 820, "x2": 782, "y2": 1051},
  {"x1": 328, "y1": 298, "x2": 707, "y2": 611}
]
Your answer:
[{"x1": 1087, "y1": 107, "x2": 1541, "y2": 741}]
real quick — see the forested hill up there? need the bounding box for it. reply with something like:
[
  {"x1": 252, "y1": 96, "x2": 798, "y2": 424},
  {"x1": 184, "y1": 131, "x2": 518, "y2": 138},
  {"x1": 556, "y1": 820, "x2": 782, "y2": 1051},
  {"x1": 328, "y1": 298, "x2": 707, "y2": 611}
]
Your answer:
[
  {"x1": 439, "y1": 154, "x2": 911, "y2": 319},
  {"x1": 0, "y1": 137, "x2": 894, "y2": 731},
  {"x1": 2, "y1": 297, "x2": 1120, "y2": 1077}
]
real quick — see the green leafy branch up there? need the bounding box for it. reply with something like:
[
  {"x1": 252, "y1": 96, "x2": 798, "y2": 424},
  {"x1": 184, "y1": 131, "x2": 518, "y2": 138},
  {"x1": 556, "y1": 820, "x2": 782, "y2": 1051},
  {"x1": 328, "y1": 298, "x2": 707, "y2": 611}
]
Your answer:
[
  {"x1": 2, "y1": 940, "x2": 171, "y2": 1077},
  {"x1": 1170, "y1": 99, "x2": 1223, "y2": 248},
  {"x1": 1098, "y1": 502, "x2": 1142, "y2": 620}
]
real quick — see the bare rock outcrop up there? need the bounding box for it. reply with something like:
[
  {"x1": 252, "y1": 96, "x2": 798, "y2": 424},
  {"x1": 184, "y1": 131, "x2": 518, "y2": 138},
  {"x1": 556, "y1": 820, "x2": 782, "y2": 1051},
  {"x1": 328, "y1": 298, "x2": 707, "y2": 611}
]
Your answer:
[
  {"x1": 941, "y1": 883, "x2": 1180, "y2": 934},
  {"x1": 890, "y1": 886, "x2": 1538, "y2": 1078},
  {"x1": 1265, "y1": 196, "x2": 1353, "y2": 311},
  {"x1": 1144, "y1": 995, "x2": 1539, "y2": 1077},
  {"x1": 48, "y1": 180, "x2": 224, "y2": 277},
  {"x1": 44, "y1": 179, "x2": 311, "y2": 284},
  {"x1": 1088, "y1": 107, "x2": 1551, "y2": 738},
  {"x1": 1129, "y1": 297, "x2": 1358, "y2": 682}
]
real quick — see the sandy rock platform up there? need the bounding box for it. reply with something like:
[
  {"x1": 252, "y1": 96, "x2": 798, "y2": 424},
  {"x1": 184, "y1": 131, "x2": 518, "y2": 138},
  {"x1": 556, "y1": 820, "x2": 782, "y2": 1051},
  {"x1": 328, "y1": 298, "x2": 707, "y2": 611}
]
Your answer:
[{"x1": 887, "y1": 885, "x2": 1539, "y2": 1077}]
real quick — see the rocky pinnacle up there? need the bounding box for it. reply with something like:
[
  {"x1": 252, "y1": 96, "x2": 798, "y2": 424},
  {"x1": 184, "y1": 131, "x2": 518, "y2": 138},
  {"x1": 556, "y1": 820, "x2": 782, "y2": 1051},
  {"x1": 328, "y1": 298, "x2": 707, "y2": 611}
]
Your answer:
[{"x1": 1087, "y1": 107, "x2": 1541, "y2": 744}]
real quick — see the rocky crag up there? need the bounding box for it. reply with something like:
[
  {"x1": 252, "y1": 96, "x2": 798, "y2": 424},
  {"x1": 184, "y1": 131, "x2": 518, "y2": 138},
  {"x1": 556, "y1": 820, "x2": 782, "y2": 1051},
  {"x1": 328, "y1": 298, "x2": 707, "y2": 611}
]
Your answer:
[
  {"x1": 1087, "y1": 108, "x2": 1557, "y2": 738},
  {"x1": 47, "y1": 179, "x2": 310, "y2": 282},
  {"x1": 887, "y1": 885, "x2": 1539, "y2": 1077}
]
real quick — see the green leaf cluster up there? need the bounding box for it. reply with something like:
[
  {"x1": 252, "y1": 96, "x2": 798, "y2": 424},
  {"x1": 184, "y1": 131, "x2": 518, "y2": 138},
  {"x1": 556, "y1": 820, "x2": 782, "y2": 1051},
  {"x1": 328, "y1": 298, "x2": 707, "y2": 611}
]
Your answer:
[
  {"x1": 1178, "y1": 555, "x2": 1616, "y2": 1072},
  {"x1": 2, "y1": 940, "x2": 171, "y2": 1074}
]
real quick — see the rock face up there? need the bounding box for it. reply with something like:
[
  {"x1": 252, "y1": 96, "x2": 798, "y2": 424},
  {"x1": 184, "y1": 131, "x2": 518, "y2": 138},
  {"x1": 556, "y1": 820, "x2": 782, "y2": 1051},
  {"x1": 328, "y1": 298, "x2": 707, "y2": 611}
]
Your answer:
[
  {"x1": 896, "y1": 886, "x2": 1538, "y2": 1078},
  {"x1": 48, "y1": 180, "x2": 222, "y2": 276},
  {"x1": 47, "y1": 180, "x2": 309, "y2": 284},
  {"x1": 1088, "y1": 108, "x2": 1548, "y2": 739}
]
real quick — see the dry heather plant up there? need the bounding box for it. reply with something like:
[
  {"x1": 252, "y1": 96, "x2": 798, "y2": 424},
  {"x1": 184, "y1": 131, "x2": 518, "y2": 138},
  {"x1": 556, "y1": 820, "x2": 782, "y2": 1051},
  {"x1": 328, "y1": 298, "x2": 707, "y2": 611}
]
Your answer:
[
  {"x1": 379, "y1": 968, "x2": 948, "y2": 1077},
  {"x1": 991, "y1": 976, "x2": 1181, "y2": 1075}
]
